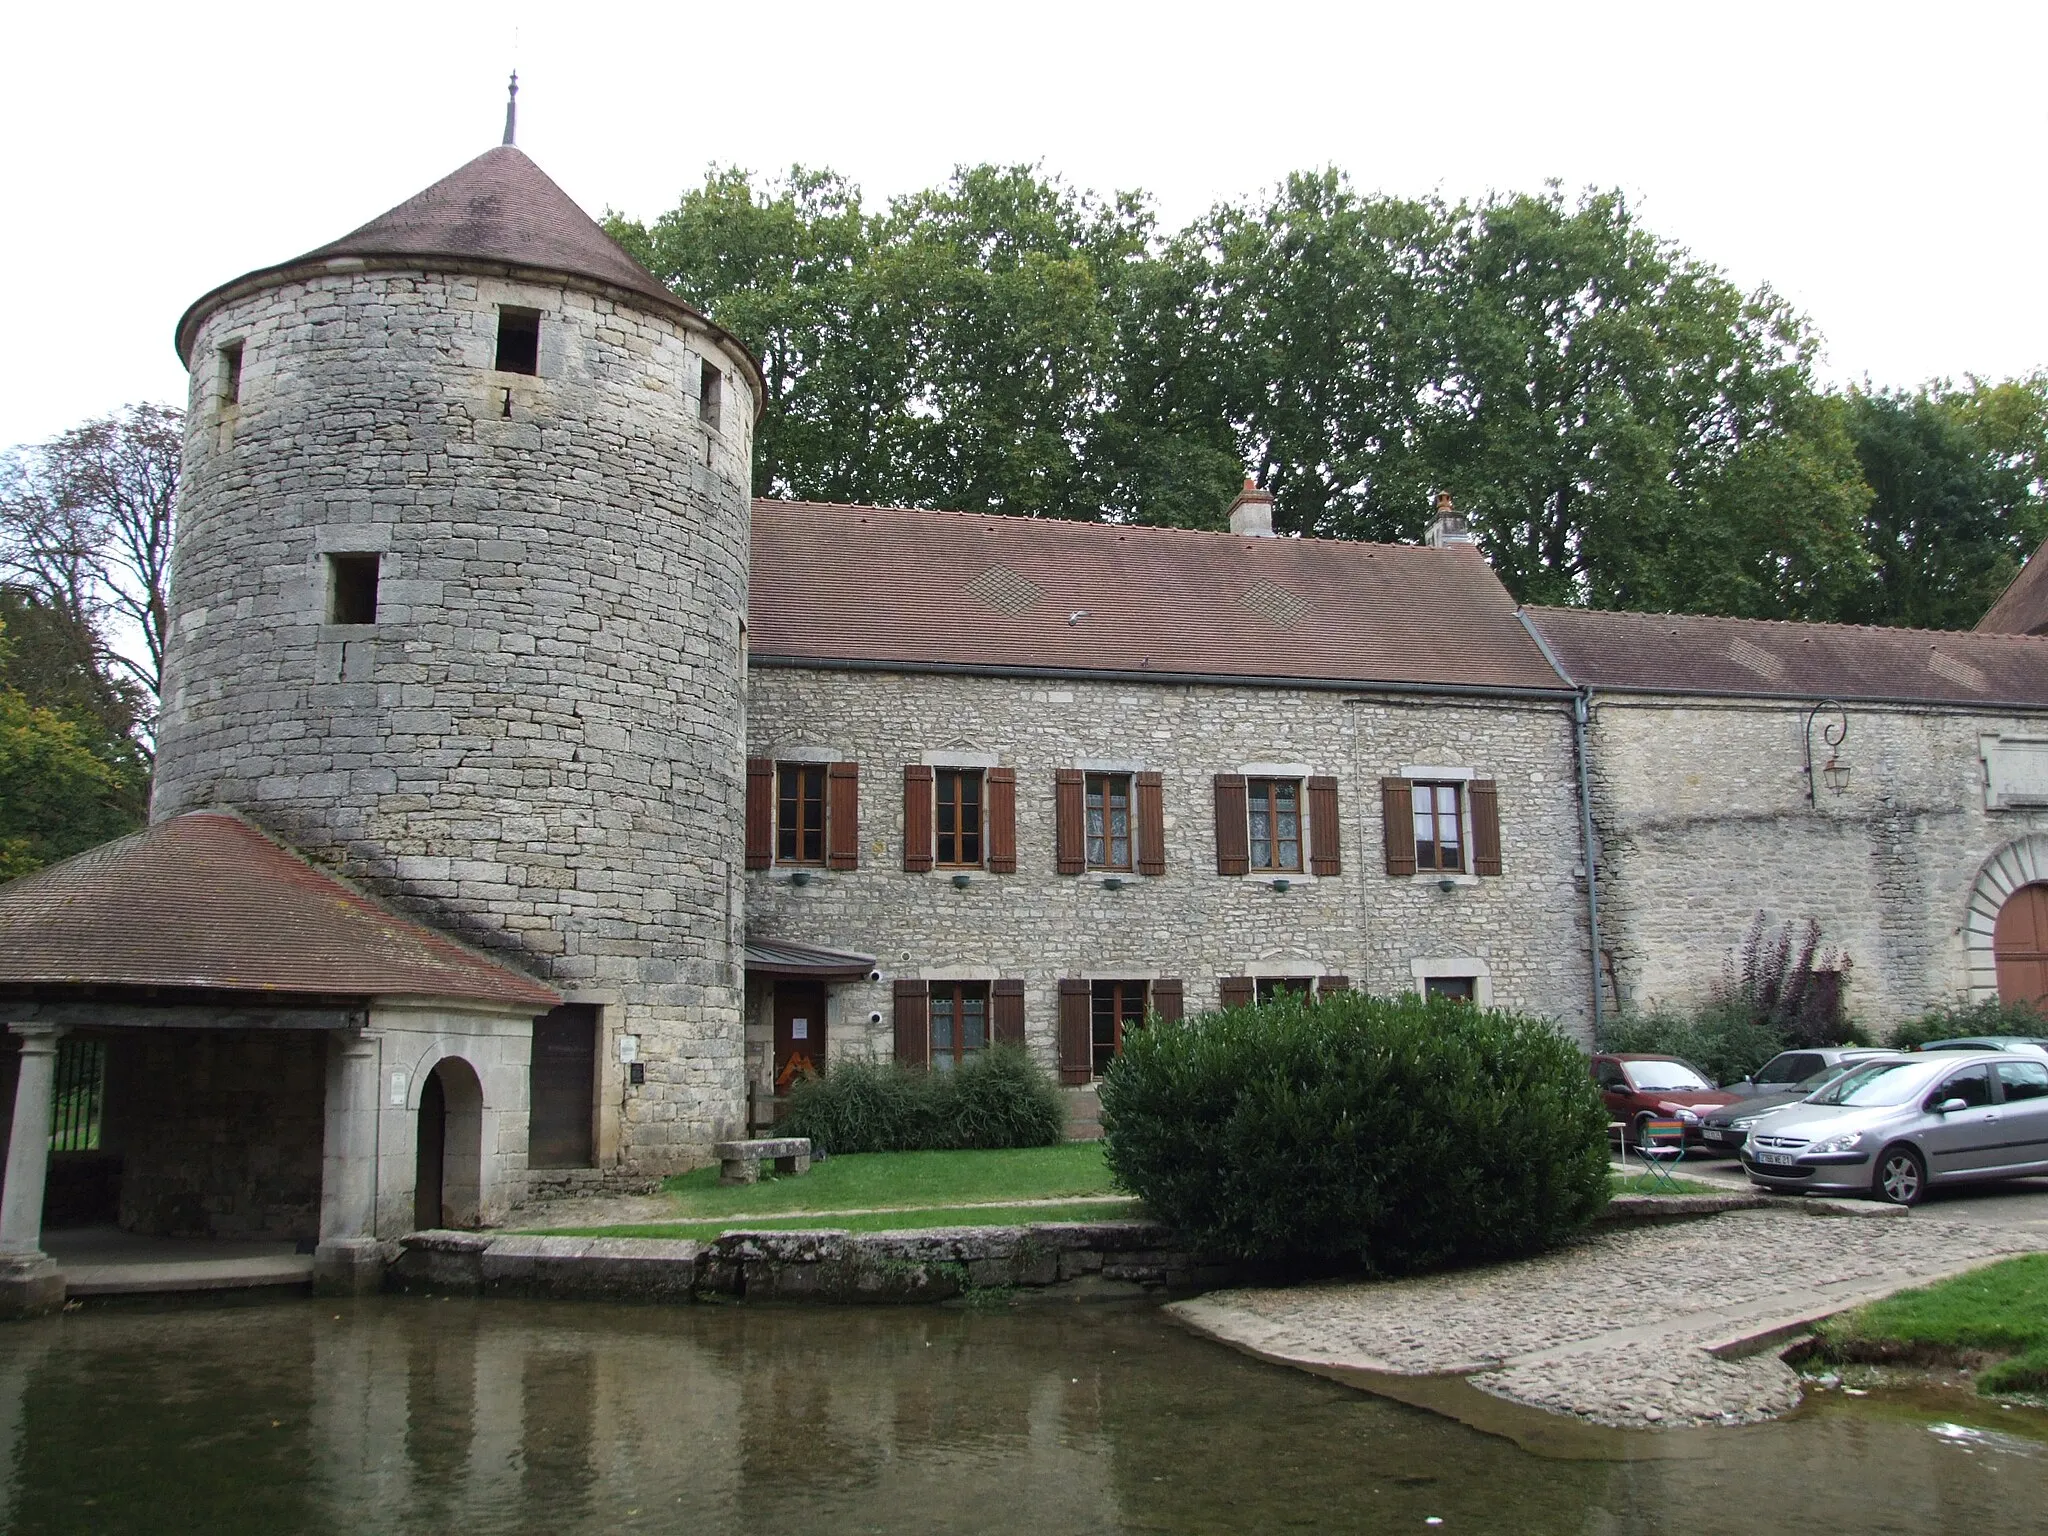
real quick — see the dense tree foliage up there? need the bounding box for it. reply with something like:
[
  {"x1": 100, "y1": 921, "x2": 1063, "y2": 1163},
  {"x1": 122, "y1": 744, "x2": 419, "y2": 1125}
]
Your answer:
[{"x1": 613, "y1": 166, "x2": 2047, "y2": 628}]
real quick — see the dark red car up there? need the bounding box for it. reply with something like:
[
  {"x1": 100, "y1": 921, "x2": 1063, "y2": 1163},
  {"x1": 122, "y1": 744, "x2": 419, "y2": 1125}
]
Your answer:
[{"x1": 1592, "y1": 1053, "x2": 1741, "y2": 1148}]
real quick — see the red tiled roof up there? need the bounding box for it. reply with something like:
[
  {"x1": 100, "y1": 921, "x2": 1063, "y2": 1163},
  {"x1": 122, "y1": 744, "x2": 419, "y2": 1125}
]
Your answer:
[
  {"x1": 0, "y1": 813, "x2": 560, "y2": 1009},
  {"x1": 748, "y1": 500, "x2": 1570, "y2": 693},
  {"x1": 1524, "y1": 606, "x2": 2048, "y2": 707},
  {"x1": 296, "y1": 145, "x2": 678, "y2": 311},
  {"x1": 1977, "y1": 538, "x2": 2048, "y2": 636}
]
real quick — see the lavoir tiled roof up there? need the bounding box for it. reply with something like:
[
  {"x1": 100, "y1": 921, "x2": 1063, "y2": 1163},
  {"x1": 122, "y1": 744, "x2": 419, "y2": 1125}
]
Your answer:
[
  {"x1": 1977, "y1": 539, "x2": 2048, "y2": 637},
  {"x1": 0, "y1": 813, "x2": 561, "y2": 1010},
  {"x1": 749, "y1": 500, "x2": 1570, "y2": 694},
  {"x1": 1525, "y1": 606, "x2": 2048, "y2": 708}
]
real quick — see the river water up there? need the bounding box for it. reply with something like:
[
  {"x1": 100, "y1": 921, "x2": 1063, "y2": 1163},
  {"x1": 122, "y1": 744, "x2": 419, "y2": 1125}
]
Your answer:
[{"x1": 0, "y1": 1297, "x2": 2042, "y2": 1534}]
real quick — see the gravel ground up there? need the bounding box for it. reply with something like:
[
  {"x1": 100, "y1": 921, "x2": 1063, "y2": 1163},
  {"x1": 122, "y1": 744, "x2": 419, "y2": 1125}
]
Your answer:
[{"x1": 1174, "y1": 1206, "x2": 2048, "y2": 1430}]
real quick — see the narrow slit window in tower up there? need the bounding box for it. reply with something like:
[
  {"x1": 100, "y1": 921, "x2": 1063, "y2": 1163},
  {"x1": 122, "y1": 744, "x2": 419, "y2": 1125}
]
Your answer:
[
  {"x1": 495, "y1": 307, "x2": 541, "y2": 375},
  {"x1": 220, "y1": 341, "x2": 244, "y2": 405},
  {"x1": 327, "y1": 553, "x2": 381, "y2": 625},
  {"x1": 699, "y1": 359, "x2": 723, "y2": 433}
]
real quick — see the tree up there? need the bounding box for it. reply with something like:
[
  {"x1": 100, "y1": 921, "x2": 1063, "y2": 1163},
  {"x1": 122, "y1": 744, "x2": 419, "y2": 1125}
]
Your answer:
[
  {"x1": 1835, "y1": 382, "x2": 2048, "y2": 630},
  {"x1": 0, "y1": 611, "x2": 146, "y2": 881},
  {"x1": 0, "y1": 402, "x2": 181, "y2": 713},
  {"x1": 1425, "y1": 186, "x2": 1869, "y2": 613}
]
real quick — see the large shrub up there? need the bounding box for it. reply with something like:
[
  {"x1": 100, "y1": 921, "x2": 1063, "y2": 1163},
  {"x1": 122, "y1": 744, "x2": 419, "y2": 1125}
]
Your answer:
[
  {"x1": 778, "y1": 1045, "x2": 1065, "y2": 1153},
  {"x1": 1889, "y1": 997, "x2": 2046, "y2": 1050},
  {"x1": 1597, "y1": 999, "x2": 1786, "y2": 1086},
  {"x1": 1098, "y1": 992, "x2": 1610, "y2": 1274}
]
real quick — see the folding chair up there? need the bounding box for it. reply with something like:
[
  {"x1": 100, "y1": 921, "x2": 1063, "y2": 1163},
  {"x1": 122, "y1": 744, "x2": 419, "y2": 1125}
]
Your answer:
[{"x1": 1635, "y1": 1118, "x2": 1688, "y2": 1190}]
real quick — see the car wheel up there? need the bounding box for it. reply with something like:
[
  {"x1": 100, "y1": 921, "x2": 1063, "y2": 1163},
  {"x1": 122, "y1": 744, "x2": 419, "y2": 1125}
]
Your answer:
[
  {"x1": 1874, "y1": 1144, "x2": 1926, "y2": 1207},
  {"x1": 1631, "y1": 1113, "x2": 1656, "y2": 1151}
]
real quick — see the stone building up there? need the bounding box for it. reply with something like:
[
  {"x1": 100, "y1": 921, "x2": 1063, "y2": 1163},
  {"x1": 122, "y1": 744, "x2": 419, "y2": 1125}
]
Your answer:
[{"x1": 7, "y1": 109, "x2": 2048, "y2": 1319}]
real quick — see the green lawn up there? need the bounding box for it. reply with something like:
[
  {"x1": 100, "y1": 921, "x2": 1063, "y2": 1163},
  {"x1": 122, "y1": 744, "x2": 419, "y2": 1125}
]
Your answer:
[
  {"x1": 534, "y1": 1199, "x2": 1144, "y2": 1241},
  {"x1": 657, "y1": 1142, "x2": 1117, "y2": 1219},
  {"x1": 1609, "y1": 1171, "x2": 1722, "y2": 1196},
  {"x1": 1813, "y1": 1254, "x2": 2048, "y2": 1395}
]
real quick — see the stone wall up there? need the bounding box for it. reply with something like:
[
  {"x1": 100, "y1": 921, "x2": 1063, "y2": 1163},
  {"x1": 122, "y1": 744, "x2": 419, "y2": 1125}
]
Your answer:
[
  {"x1": 109, "y1": 1029, "x2": 326, "y2": 1241},
  {"x1": 744, "y1": 666, "x2": 1595, "y2": 1089},
  {"x1": 155, "y1": 265, "x2": 758, "y2": 1171},
  {"x1": 1587, "y1": 695, "x2": 2048, "y2": 1032}
]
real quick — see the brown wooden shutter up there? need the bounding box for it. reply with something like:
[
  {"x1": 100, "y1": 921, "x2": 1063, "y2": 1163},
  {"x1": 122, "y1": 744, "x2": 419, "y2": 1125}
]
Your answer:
[
  {"x1": 1219, "y1": 976, "x2": 1254, "y2": 1010},
  {"x1": 992, "y1": 978, "x2": 1025, "y2": 1045},
  {"x1": 826, "y1": 761, "x2": 859, "y2": 870},
  {"x1": 745, "y1": 758, "x2": 774, "y2": 870},
  {"x1": 1136, "y1": 771, "x2": 1166, "y2": 876},
  {"x1": 893, "y1": 979, "x2": 929, "y2": 1069},
  {"x1": 1053, "y1": 769, "x2": 1086, "y2": 875},
  {"x1": 1319, "y1": 975, "x2": 1351, "y2": 997},
  {"x1": 1150, "y1": 978, "x2": 1184, "y2": 1022},
  {"x1": 1380, "y1": 777, "x2": 1416, "y2": 876},
  {"x1": 1058, "y1": 978, "x2": 1092, "y2": 1084},
  {"x1": 1307, "y1": 775, "x2": 1341, "y2": 877},
  {"x1": 1469, "y1": 779, "x2": 1502, "y2": 877},
  {"x1": 987, "y1": 767, "x2": 1017, "y2": 873},
  {"x1": 903, "y1": 765, "x2": 934, "y2": 872},
  {"x1": 1213, "y1": 774, "x2": 1249, "y2": 875}
]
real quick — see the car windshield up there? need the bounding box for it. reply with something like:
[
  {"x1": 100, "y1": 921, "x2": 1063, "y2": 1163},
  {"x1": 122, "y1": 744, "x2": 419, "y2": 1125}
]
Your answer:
[
  {"x1": 1807, "y1": 1060, "x2": 1940, "y2": 1107},
  {"x1": 1623, "y1": 1060, "x2": 1712, "y2": 1092}
]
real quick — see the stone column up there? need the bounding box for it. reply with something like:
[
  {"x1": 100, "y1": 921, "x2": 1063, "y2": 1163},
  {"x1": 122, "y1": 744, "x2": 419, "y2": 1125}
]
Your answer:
[
  {"x1": 314, "y1": 1029, "x2": 384, "y2": 1294},
  {"x1": 0, "y1": 1025, "x2": 67, "y2": 1319}
]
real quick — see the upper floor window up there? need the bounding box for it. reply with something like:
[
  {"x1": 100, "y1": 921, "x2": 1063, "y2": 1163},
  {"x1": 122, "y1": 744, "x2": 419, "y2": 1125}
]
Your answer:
[
  {"x1": 219, "y1": 341, "x2": 244, "y2": 405},
  {"x1": 1247, "y1": 778, "x2": 1301, "y2": 872},
  {"x1": 935, "y1": 769, "x2": 983, "y2": 868},
  {"x1": 327, "y1": 553, "x2": 380, "y2": 625},
  {"x1": 699, "y1": 360, "x2": 724, "y2": 432},
  {"x1": 777, "y1": 764, "x2": 826, "y2": 865},
  {"x1": 1413, "y1": 782, "x2": 1464, "y2": 872},
  {"x1": 495, "y1": 306, "x2": 540, "y2": 375},
  {"x1": 1086, "y1": 773, "x2": 1132, "y2": 871}
]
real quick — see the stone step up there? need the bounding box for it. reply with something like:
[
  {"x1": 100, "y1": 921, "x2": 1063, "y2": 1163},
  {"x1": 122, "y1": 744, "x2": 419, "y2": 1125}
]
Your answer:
[{"x1": 1063, "y1": 1084, "x2": 1103, "y2": 1142}]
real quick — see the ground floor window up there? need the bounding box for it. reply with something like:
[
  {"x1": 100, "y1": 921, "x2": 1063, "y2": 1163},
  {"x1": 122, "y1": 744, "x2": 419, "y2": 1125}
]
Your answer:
[
  {"x1": 1255, "y1": 977, "x2": 1315, "y2": 1005},
  {"x1": 1424, "y1": 975, "x2": 1476, "y2": 1003},
  {"x1": 930, "y1": 981, "x2": 989, "y2": 1071},
  {"x1": 1090, "y1": 980, "x2": 1148, "y2": 1077}
]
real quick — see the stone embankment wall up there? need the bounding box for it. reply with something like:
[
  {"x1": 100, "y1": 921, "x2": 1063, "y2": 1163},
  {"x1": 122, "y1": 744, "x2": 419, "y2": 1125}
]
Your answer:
[
  {"x1": 744, "y1": 668, "x2": 1593, "y2": 1092},
  {"x1": 393, "y1": 1221, "x2": 1268, "y2": 1302},
  {"x1": 1589, "y1": 696, "x2": 2048, "y2": 1031},
  {"x1": 156, "y1": 263, "x2": 758, "y2": 1171}
]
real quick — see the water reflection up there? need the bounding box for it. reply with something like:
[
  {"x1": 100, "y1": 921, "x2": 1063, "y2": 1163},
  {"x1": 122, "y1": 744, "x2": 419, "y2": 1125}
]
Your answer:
[{"x1": 0, "y1": 1298, "x2": 2041, "y2": 1534}]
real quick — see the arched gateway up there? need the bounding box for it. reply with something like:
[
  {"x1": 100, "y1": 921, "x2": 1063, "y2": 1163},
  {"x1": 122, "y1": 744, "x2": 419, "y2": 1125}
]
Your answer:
[
  {"x1": 1966, "y1": 834, "x2": 2048, "y2": 1007},
  {"x1": 1994, "y1": 885, "x2": 2048, "y2": 1012},
  {"x1": 414, "y1": 1056, "x2": 486, "y2": 1230}
]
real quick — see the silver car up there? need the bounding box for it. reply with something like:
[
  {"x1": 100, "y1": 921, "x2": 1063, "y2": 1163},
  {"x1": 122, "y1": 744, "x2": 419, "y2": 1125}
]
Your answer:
[{"x1": 1740, "y1": 1050, "x2": 2048, "y2": 1205}]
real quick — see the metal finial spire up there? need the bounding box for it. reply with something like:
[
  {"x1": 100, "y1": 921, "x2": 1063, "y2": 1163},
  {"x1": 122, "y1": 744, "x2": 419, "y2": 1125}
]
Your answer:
[{"x1": 502, "y1": 71, "x2": 519, "y2": 146}]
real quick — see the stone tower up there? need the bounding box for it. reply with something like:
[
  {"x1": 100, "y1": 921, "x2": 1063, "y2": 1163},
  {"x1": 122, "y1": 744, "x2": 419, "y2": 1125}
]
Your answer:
[{"x1": 155, "y1": 136, "x2": 761, "y2": 1172}]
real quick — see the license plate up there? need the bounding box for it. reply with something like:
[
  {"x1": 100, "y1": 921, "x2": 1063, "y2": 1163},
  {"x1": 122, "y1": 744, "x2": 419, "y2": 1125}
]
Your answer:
[
  {"x1": 1704, "y1": 1129, "x2": 1731, "y2": 1142},
  {"x1": 1756, "y1": 1151, "x2": 1797, "y2": 1166}
]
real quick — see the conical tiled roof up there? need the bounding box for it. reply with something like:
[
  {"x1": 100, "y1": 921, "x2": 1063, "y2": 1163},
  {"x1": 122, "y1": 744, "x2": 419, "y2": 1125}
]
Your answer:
[
  {"x1": 0, "y1": 812, "x2": 560, "y2": 1009},
  {"x1": 296, "y1": 145, "x2": 678, "y2": 311}
]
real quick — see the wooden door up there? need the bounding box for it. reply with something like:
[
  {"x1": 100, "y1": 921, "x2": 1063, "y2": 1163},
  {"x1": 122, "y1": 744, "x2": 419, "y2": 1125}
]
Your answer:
[
  {"x1": 529, "y1": 1004, "x2": 597, "y2": 1168},
  {"x1": 1995, "y1": 884, "x2": 2048, "y2": 1012},
  {"x1": 775, "y1": 983, "x2": 827, "y2": 1091}
]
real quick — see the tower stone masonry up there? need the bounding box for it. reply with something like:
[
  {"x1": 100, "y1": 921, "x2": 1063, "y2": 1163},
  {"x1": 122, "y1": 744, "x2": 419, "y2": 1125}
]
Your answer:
[{"x1": 154, "y1": 144, "x2": 761, "y2": 1171}]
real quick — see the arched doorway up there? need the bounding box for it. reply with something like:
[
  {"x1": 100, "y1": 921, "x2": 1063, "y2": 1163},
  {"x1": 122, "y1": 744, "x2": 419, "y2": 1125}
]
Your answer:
[
  {"x1": 1996, "y1": 884, "x2": 2048, "y2": 1012},
  {"x1": 413, "y1": 1056, "x2": 484, "y2": 1230}
]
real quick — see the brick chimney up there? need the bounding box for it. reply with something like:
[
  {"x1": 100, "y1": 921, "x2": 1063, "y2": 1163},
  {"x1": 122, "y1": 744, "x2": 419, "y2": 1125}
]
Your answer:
[
  {"x1": 1426, "y1": 491, "x2": 1476, "y2": 548},
  {"x1": 1227, "y1": 478, "x2": 1275, "y2": 537}
]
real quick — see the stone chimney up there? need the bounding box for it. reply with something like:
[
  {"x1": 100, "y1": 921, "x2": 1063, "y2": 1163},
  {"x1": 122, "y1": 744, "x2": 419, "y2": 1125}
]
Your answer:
[
  {"x1": 1426, "y1": 491, "x2": 1476, "y2": 548},
  {"x1": 1227, "y1": 478, "x2": 1275, "y2": 537}
]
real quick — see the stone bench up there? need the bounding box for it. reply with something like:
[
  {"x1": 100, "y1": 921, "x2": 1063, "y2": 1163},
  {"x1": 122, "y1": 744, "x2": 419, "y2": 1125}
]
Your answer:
[{"x1": 714, "y1": 1136, "x2": 813, "y2": 1185}]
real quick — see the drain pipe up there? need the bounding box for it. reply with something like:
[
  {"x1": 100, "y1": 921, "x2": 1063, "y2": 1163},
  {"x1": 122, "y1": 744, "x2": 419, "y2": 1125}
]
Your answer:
[
  {"x1": 1516, "y1": 611, "x2": 1604, "y2": 1038},
  {"x1": 1572, "y1": 689, "x2": 1604, "y2": 1039}
]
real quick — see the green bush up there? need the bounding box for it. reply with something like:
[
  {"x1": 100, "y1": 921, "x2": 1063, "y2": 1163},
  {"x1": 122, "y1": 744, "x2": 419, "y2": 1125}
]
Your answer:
[
  {"x1": 778, "y1": 1046, "x2": 1065, "y2": 1154},
  {"x1": 1597, "y1": 999, "x2": 1788, "y2": 1086},
  {"x1": 1098, "y1": 991, "x2": 1610, "y2": 1274},
  {"x1": 1889, "y1": 997, "x2": 2046, "y2": 1050}
]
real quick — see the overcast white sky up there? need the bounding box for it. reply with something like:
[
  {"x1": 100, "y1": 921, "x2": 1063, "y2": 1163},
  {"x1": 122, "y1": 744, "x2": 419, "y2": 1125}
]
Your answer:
[{"x1": 4, "y1": 0, "x2": 2043, "y2": 450}]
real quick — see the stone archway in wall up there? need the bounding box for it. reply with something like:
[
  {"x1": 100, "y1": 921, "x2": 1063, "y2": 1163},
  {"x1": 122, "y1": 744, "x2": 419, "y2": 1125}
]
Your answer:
[
  {"x1": 413, "y1": 1056, "x2": 485, "y2": 1230},
  {"x1": 1964, "y1": 834, "x2": 2048, "y2": 1004}
]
